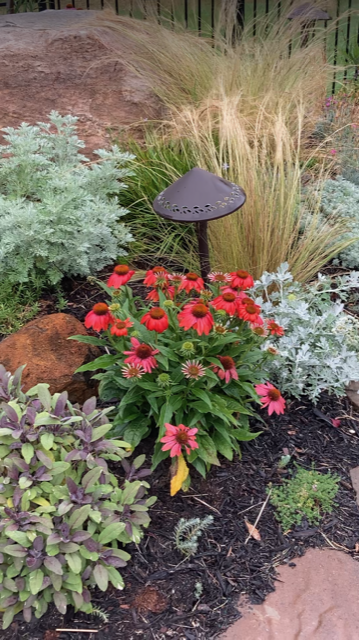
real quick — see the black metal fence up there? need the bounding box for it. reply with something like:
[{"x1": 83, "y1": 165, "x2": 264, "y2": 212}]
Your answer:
[{"x1": 2, "y1": 0, "x2": 359, "y2": 92}]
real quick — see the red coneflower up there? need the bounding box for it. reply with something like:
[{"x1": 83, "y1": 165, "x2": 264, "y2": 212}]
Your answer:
[
  {"x1": 141, "y1": 307, "x2": 169, "y2": 333},
  {"x1": 144, "y1": 266, "x2": 168, "y2": 287},
  {"x1": 146, "y1": 284, "x2": 175, "y2": 302},
  {"x1": 255, "y1": 382, "x2": 286, "y2": 416},
  {"x1": 208, "y1": 272, "x2": 231, "y2": 284},
  {"x1": 107, "y1": 264, "x2": 135, "y2": 289},
  {"x1": 181, "y1": 360, "x2": 206, "y2": 380},
  {"x1": 160, "y1": 423, "x2": 198, "y2": 457},
  {"x1": 212, "y1": 292, "x2": 238, "y2": 316},
  {"x1": 230, "y1": 270, "x2": 254, "y2": 290},
  {"x1": 121, "y1": 364, "x2": 145, "y2": 379},
  {"x1": 266, "y1": 320, "x2": 285, "y2": 336},
  {"x1": 212, "y1": 356, "x2": 238, "y2": 383},
  {"x1": 123, "y1": 337, "x2": 159, "y2": 373},
  {"x1": 84, "y1": 303, "x2": 114, "y2": 332},
  {"x1": 178, "y1": 272, "x2": 205, "y2": 294},
  {"x1": 110, "y1": 318, "x2": 133, "y2": 337},
  {"x1": 238, "y1": 298, "x2": 263, "y2": 325},
  {"x1": 178, "y1": 302, "x2": 214, "y2": 336}
]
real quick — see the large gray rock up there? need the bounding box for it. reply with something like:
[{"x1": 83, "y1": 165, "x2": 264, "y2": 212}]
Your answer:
[{"x1": 0, "y1": 10, "x2": 160, "y2": 153}]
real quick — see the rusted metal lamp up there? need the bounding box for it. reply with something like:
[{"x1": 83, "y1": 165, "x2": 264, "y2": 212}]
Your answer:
[
  {"x1": 288, "y1": 3, "x2": 331, "y2": 47},
  {"x1": 153, "y1": 167, "x2": 246, "y2": 281}
]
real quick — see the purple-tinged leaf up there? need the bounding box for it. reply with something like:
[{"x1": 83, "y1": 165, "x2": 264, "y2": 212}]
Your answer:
[
  {"x1": 26, "y1": 407, "x2": 37, "y2": 425},
  {"x1": 82, "y1": 587, "x2": 91, "y2": 602},
  {"x1": 83, "y1": 538, "x2": 98, "y2": 553},
  {"x1": 1, "y1": 595, "x2": 18, "y2": 608},
  {"x1": 12, "y1": 487, "x2": 22, "y2": 508},
  {"x1": 53, "y1": 392, "x2": 68, "y2": 417},
  {"x1": 72, "y1": 590, "x2": 84, "y2": 609},
  {"x1": 93, "y1": 564, "x2": 108, "y2": 591},
  {"x1": 23, "y1": 607, "x2": 32, "y2": 623},
  {"x1": 137, "y1": 469, "x2": 152, "y2": 479},
  {"x1": 44, "y1": 556, "x2": 63, "y2": 575},
  {"x1": 31, "y1": 400, "x2": 41, "y2": 411},
  {"x1": 53, "y1": 591, "x2": 67, "y2": 615},
  {"x1": 82, "y1": 397, "x2": 97, "y2": 415},
  {"x1": 24, "y1": 594, "x2": 37, "y2": 608},
  {"x1": 11, "y1": 429, "x2": 23, "y2": 439},
  {"x1": 71, "y1": 530, "x2": 92, "y2": 543},
  {"x1": 105, "y1": 556, "x2": 127, "y2": 568},
  {"x1": 66, "y1": 477, "x2": 78, "y2": 495},
  {"x1": 26, "y1": 557, "x2": 42, "y2": 570},
  {"x1": 33, "y1": 536, "x2": 44, "y2": 552},
  {"x1": 2, "y1": 404, "x2": 19, "y2": 423},
  {"x1": 47, "y1": 533, "x2": 62, "y2": 546},
  {"x1": 65, "y1": 450, "x2": 82, "y2": 462},
  {"x1": 42, "y1": 576, "x2": 51, "y2": 589},
  {"x1": 15, "y1": 577, "x2": 25, "y2": 591},
  {"x1": 60, "y1": 522, "x2": 70, "y2": 540},
  {"x1": 12, "y1": 365, "x2": 25, "y2": 389},
  {"x1": 125, "y1": 522, "x2": 133, "y2": 538},
  {"x1": 12, "y1": 457, "x2": 28, "y2": 472},
  {"x1": 0, "y1": 553, "x2": 3, "y2": 563},
  {"x1": 36, "y1": 450, "x2": 53, "y2": 469}
]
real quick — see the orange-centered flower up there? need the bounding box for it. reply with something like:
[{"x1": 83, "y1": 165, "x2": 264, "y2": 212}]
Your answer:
[
  {"x1": 266, "y1": 320, "x2": 285, "y2": 336},
  {"x1": 121, "y1": 364, "x2": 145, "y2": 379},
  {"x1": 255, "y1": 382, "x2": 286, "y2": 416},
  {"x1": 212, "y1": 292, "x2": 238, "y2": 315},
  {"x1": 212, "y1": 355, "x2": 238, "y2": 383},
  {"x1": 84, "y1": 303, "x2": 114, "y2": 331},
  {"x1": 107, "y1": 264, "x2": 135, "y2": 288},
  {"x1": 238, "y1": 298, "x2": 263, "y2": 325},
  {"x1": 178, "y1": 272, "x2": 205, "y2": 294},
  {"x1": 141, "y1": 307, "x2": 169, "y2": 333},
  {"x1": 160, "y1": 423, "x2": 199, "y2": 457},
  {"x1": 144, "y1": 266, "x2": 168, "y2": 287},
  {"x1": 178, "y1": 302, "x2": 214, "y2": 336},
  {"x1": 230, "y1": 270, "x2": 254, "y2": 290},
  {"x1": 181, "y1": 360, "x2": 206, "y2": 379},
  {"x1": 110, "y1": 318, "x2": 133, "y2": 337},
  {"x1": 208, "y1": 272, "x2": 231, "y2": 283},
  {"x1": 123, "y1": 337, "x2": 159, "y2": 373}
]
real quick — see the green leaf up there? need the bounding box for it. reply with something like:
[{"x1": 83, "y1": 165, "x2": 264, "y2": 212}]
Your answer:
[
  {"x1": 6, "y1": 531, "x2": 32, "y2": 547},
  {"x1": 69, "y1": 334, "x2": 105, "y2": 346},
  {"x1": 123, "y1": 423, "x2": 150, "y2": 448},
  {"x1": 29, "y1": 569, "x2": 44, "y2": 595},
  {"x1": 34, "y1": 412, "x2": 61, "y2": 427},
  {"x1": 36, "y1": 384, "x2": 52, "y2": 411},
  {"x1": 232, "y1": 428, "x2": 262, "y2": 442},
  {"x1": 90, "y1": 424, "x2": 112, "y2": 442},
  {"x1": 65, "y1": 553, "x2": 82, "y2": 574},
  {"x1": 106, "y1": 566, "x2": 125, "y2": 590},
  {"x1": 76, "y1": 355, "x2": 118, "y2": 373},
  {"x1": 40, "y1": 433, "x2": 54, "y2": 450},
  {"x1": 68, "y1": 505, "x2": 92, "y2": 530},
  {"x1": 36, "y1": 450, "x2": 53, "y2": 469},
  {"x1": 3, "y1": 578, "x2": 17, "y2": 593},
  {"x1": 53, "y1": 591, "x2": 67, "y2": 615},
  {"x1": 0, "y1": 428, "x2": 13, "y2": 437},
  {"x1": 0, "y1": 444, "x2": 10, "y2": 458},
  {"x1": 212, "y1": 430, "x2": 233, "y2": 461},
  {"x1": 50, "y1": 461, "x2": 70, "y2": 475},
  {"x1": 21, "y1": 443, "x2": 34, "y2": 465},
  {"x1": 79, "y1": 546, "x2": 99, "y2": 562},
  {"x1": 191, "y1": 457, "x2": 207, "y2": 478},
  {"x1": 197, "y1": 434, "x2": 220, "y2": 466},
  {"x1": 82, "y1": 467, "x2": 103, "y2": 492},
  {"x1": 19, "y1": 476, "x2": 32, "y2": 489},
  {"x1": 2, "y1": 606, "x2": 15, "y2": 630},
  {"x1": 93, "y1": 564, "x2": 108, "y2": 591},
  {"x1": 63, "y1": 572, "x2": 83, "y2": 593},
  {"x1": 158, "y1": 401, "x2": 174, "y2": 428},
  {"x1": 3, "y1": 545, "x2": 27, "y2": 557},
  {"x1": 98, "y1": 522, "x2": 126, "y2": 545},
  {"x1": 191, "y1": 388, "x2": 213, "y2": 409},
  {"x1": 44, "y1": 557, "x2": 63, "y2": 575}
]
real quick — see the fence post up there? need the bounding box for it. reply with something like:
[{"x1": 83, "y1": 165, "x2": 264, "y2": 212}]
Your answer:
[{"x1": 236, "y1": 0, "x2": 245, "y2": 30}]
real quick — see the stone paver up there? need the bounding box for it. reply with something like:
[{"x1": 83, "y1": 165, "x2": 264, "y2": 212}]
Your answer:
[{"x1": 222, "y1": 548, "x2": 359, "y2": 640}]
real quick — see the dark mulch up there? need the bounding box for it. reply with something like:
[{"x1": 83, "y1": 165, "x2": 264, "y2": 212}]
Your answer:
[{"x1": 3, "y1": 393, "x2": 359, "y2": 640}]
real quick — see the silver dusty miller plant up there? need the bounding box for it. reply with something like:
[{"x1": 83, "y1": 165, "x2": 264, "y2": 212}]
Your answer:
[
  {"x1": 320, "y1": 177, "x2": 359, "y2": 269},
  {"x1": 252, "y1": 263, "x2": 359, "y2": 402},
  {"x1": 0, "y1": 112, "x2": 133, "y2": 285},
  {"x1": 174, "y1": 516, "x2": 214, "y2": 557}
]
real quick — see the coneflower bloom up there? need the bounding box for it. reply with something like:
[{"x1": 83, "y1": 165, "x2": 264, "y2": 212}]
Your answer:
[
  {"x1": 141, "y1": 307, "x2": 169, "y2": 333},
  {"x1": 146, "y1": 284, "x2": 175, "y2": 302},
  {"x1": 168, "y1": 273, "x2": 185, "y2": 285},
  {"x1": 255, "y1": 382, "x2": 286, "y2": 416},
  {"x1": 178, "y1": 302, "x2": 214, "y2": 336},
  {"x1": 251, "y1": 324, "x2": 268, "y2": 337},
  {"x1": 266, "y1": 320, "x2": 285, "y2": 336},
  {"x1": 160, "y1": 423, "x2": 198, "y2": 457},
  {"x1": 208, "y1": 272, "x2": 231, "y2": 284},
  {"x1": 212, "y1": 292, "x2": 238, "y2": 316},
  {"x1": 121, "y1": 364, "x2": 145, "y2": 379},
  {"x1": 110, "y1": 318, "x2": 133, "y2": 336},
  {"x1": 124, "y1": 337, "x2": 159, "y2": 373},
  {"x1": 178, "y1": 272, "x2": 205, "y2": 294},
  {"x1": 181, "y1": 360, "x2": 206, "y2": 380},
  {"x1": 107, "y1": 264, "x2": 135, "y2": 288},
  {"x1": 144, "y1": 266, "x2": 168, "y2": 287},
  {"x1": 230, "y1": 270, "x2": 254, "y2": 290},
  {"x1": 238, "y1": 299, "x2": 263, "y2": 325},
  {"x1": 212, "y1": 356, "x2": 238, "y2": 383},
  {"x1": 84, "y1": 303, "x2": 113, "y2": 331}
]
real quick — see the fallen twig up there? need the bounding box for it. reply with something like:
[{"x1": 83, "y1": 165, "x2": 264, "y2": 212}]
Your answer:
[
  {"x1": 244, "y1": 489, "x2": 272, "y2": 545},
  {"x1": 56, "y1": 630, "x2": 98, "y2": 634}
]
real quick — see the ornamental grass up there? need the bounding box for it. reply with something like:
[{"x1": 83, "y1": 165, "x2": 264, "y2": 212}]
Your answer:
[{"x1": 92, "y1": 3, "x2": 355, "y2": 281}]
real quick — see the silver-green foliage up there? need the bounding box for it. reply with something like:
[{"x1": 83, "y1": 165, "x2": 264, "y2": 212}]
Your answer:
[
  {"x1": 253, "y1": 263, "x2": 359, "y2": 401},
  {"x1": 174, "y1": 516, "x2": 214, "y2": 557},
  {"x1": 0, "y1": 112, "x2": 134, "y2": 285},
  {"x1": 320, "y1": 177, "x2": 359, "y2": 268}
]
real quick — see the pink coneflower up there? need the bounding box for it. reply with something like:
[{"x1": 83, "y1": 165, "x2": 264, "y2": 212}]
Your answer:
[
  {"x1": 146, "y1": 284, "x2": 175, "y2": 302},
  {"x1": 266, "y1": 320, "x2": 284, "y2": 336},
  {"x1": 212, "y1": 292, "x2": 238, "y2": 316},
  {"x1": 84, "y1": 303, "x2": 114, "y2": 332},
  {"x1": 178, "y1": 302, "x2": 214, "y2": 336},
  {"x1": 168, "y1": 273, "x2": 185, "y2": 285},
  {"x1": 330, "y1": 149, "x2": 337, "y2": 155},
  {"x1": 251, "y1": 324, "x2": 268, "y2": 337},
  {"x1": 107, "y1": 265, "x2": 135, "y2": 289},
  {"x1": 144, "y1": 266, "x2": 168, "y2": 287},
  {"x1": 181, "y1": 360, "x2": 206, "y2": 380},
  {"x1": 208, "y1": 272, "x2": 231, "y2": 284},
  {"x1": 141, "y1": 307, "x2": 169, "y2": 333},
  {"x1": 121, "y1": 364, "x2": 145, "y2": 379},
  {"x1": 160, "y1": 423, "x2": 198, "y2": 457},
  {"x1": 212, "y1": 356, "x2": 238, "y2": 383},
  {"x1": 123, "y1": 337, "x2": 159, "y2": 373},
  {"x1": 178, "y1": 272, "x2": 205, "y2": 294},
  {"x1": 230, "y1": 270, "x2": 254, "y2": 290},
  {"x1": 110, "y1": 318, "x2": 133, "y2": 336},
  {"x1": 255, "y1": 382, "x2": 286, "y2": 416}
]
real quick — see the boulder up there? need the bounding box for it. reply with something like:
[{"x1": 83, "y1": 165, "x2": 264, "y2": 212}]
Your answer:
[
  {"x1": 0, "y1": 10, "x2": 160, "y2": 154},
  {"x1": 0, "y1": 313, "x2": 100, "y2": 403}
]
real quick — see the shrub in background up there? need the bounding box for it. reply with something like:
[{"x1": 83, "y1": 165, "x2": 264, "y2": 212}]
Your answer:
[
  {"x1": 0, "y1": 366, "x2": 155, "y2": 629},
  {"x1": 270, "y1": 465, "x2": 339, "y2": 530},
  {"x1": 0, "y1": 112, "x2": 133, "y2": 286},
  {"x1": 320, "y1": 177, "x2": 359, "y2": 268},
  {"x1": 252, "y1": 263, "x2": 359, "y2": 401},
  {"x1": 74, "y1": 265, "x2": 286, "y2": 494}
]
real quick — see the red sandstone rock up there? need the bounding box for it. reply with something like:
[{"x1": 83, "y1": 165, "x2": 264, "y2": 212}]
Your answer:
[
  {"x1": 0, "y1": 10, "x2": 160, "y2": 155},
  {"x1": 0, "y1": 313, "x2": 100, "y2": 403},
  {"x1": 222, "y1": 548, "x2": 359, "y2": 640}
]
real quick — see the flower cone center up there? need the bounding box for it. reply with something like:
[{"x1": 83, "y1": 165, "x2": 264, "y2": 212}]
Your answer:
[
  {"x1": 114, "y1": 265, "x2": 130, "y2": 275},
  {"x1": 93, "y1": 303, "x2": 109, "y2": 316},
  {"x1": 219, "y1": 356, "x2": 235, "y2": 370},
  {"x1": 136, "y1": 344, "x2": 153, "y2": 358},
  {"x1": 236, "y1": 270, "x2": 249, "y2": 278},
  {"x1": 223, "y1": 293, "x2": 236, "y2": 302},
  {"x1": 186, "y1": 273, "x2": 199, "y2": 281},
  {"x1": 268, "y1": 388, "x2": 281, "y2": 401},
  {"x1": 149, "y1": 308, "x2": 165, "y2": 319},
  {"x1": 192, "y1": 304, "x2": 209, "y2": 318}
]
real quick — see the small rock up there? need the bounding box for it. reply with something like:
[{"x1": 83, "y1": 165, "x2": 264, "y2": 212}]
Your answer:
[
  {"x1": 346, "y1": 381, "x2": 359, "y2": 408},
  {"x1": 0, "y1": 313, "x2": 100, "y2": 403},
  {"x1": 350, "y1": 467, "x2": 359, "y2": 507}
]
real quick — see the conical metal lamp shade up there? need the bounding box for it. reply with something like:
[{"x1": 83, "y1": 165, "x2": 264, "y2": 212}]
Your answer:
[{"x1": 153, "y1": 167, "x2": 246, "y2": 223}]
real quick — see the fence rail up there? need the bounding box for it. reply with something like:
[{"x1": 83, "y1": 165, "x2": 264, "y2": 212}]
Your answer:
[{"x1": 2, "y1": 0, "x2": 359, "y2": 92}]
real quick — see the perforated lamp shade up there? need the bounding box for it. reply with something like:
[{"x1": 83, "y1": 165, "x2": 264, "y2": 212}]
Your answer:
[
  {"x1": 287, "y1": 3, "x2": 331, "y2": 20},
  {"x1": 153, "y1": 167, "x2": 246, "y2": 280}
]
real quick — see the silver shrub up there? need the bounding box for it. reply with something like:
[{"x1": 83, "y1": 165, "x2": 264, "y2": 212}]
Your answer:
[
  {"x1": 320, "y1": 177, "x2": 359, "y2": 269},
  {"x1": 252, "y1": 263, "x2": 359, "y2": 402},
  {"x1": 0, "y1": 112, "x2": 134, "y2": 285}
]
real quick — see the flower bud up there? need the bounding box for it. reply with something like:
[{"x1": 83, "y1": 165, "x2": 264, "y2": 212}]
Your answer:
[
  {"x1": 157, "y1": 373, "x2": 172, "y2": 388},
  {"x1": 163, "y1": 299, "x2": 174, "y2": 308},
  {"x1": 109, "y1": 303, "x2": 121, "y2": 312},
  {"x1": 181, "y1": 341, "x2": 195, "y2": 356}
]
